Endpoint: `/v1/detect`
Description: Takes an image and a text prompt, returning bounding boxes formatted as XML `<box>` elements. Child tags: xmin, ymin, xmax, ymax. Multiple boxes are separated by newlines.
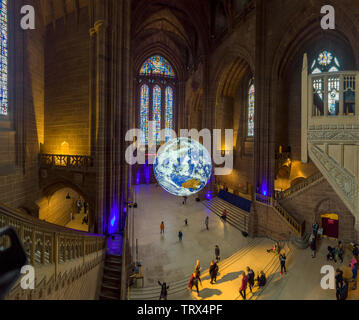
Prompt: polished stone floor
<box><xmin>132</xmin><ymin>184</ymin><xmax>359</xmax><ymax>300</ymax></box>
<box><xmin>133</xmin><ymin>184</ymin><xmax>252</xmax><ymax>287</ymax></box>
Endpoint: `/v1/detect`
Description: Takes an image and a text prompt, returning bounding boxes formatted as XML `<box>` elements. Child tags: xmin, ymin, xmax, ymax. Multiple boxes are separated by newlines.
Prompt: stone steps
<box><xmin>99</xmin><ymin>253</ymin><xmax>123</xmax><ymax>300</ymax></box>
<box><xmin>201</xmin><ymin>198</ymin><xmax>249</xmax><ymax>233</ymax></box>
<box><xmin>248</xmin><ymin>242</ymin><xmax>294</xmax><ymax>300</ymax></box>
<box><xmin>129</xmin><ymin>238</ymin><xmax>264</xmax><ymax>300</ymax></box>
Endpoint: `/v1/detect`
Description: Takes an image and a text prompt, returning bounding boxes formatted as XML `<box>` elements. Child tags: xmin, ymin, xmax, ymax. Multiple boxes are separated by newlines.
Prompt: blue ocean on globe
<box><xmin>154</xmin><ymin>137</ymin><xmax>213</xmax><ymax>197</ymax></box>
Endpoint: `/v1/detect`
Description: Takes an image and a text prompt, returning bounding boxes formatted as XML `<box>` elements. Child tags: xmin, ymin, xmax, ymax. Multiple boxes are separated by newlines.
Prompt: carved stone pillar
<box><xmin>93</xmin><ymin>19</ymin><xmax>107</xmax><ymax>234</ymax></box>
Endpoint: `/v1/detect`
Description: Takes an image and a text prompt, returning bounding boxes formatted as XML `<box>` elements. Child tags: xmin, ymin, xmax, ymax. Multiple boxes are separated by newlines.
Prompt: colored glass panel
<box><xmin>153</xmin><ymin>85</ymin><xmax>161</xmax><ymax>145</ymax></box>
<box><xmin>311</xmin><ymin>50</ymin><xmax>341</xmax><ymax>74</ymax></box>
<box><xmin>140</xmin><ymin>85</ymin><xmax>149</xmax><ymax>144</ymax></box>
<box><xmin>140</xmin><ymin>55</ymin><xmax>175</xmax><ymax>77</ymax></box>
<box><xmin>248</xmin><ymin>83</ymin><xmax>255</xmax><ymax>137</ymax></box>
<box><xmin>0</xmin><ymin>0</ymin><xmax>8</xmax><ymax>116</ymax></box>
<box><xmin>165</xmin><ymin>87</ymin><xmax>173</xmax><ymax>142</ymax></box>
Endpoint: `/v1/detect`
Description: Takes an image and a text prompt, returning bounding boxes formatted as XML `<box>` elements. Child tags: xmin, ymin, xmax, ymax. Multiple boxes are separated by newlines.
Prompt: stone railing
<box><xmin>276</xmin><ymin>172</ymin><xmax>324</xmax><ymax>200</ymax></box>
<box><xmin>255</xmin><ymin>193</ymin><xmax>272</xmax><ymax>206</ymax></box>
<box><xmin>40</xmin><ymin>154</ymin><xmax>94</xmax><ymax>170</ymax></box>
<box><xmin>255</xmin><ymin>194</ymin><xmax>303</xmax><ymax>236</ymax></box>
<box><xmin>0</xmin><ymin>203</ymin><xmax>106</xmax><ymax>300</ymax></box>
<box><xmin>272</xmin><ymin>201</ymin><xmax>304</xmax><ymax>237</ymax></box>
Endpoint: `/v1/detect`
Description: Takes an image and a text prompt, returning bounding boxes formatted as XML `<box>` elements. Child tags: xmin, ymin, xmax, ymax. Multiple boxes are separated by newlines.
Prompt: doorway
<box><xmin>321</xmin><ymin>213</ymin><xmax>339</xmax><ymax>239</ymax></box>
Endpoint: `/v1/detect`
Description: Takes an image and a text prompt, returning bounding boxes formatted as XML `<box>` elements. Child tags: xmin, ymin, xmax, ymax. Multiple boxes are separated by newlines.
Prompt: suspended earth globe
<box><xmin>154</xmin><ymin>137</ymin><xmax>213</xmax><ymax>197</ymax></box>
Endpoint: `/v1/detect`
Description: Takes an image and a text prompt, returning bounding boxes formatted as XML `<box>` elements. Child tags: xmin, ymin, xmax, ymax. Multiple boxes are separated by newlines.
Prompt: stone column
<box><xmin>94</xmin><ymin>19</ymin><xmax>107</xmax><ymax>234</ymax></box>
<box><xmin>254</xmin><ymin>0</ymin><xmax>275</xmax><ymax>199</ymax></box>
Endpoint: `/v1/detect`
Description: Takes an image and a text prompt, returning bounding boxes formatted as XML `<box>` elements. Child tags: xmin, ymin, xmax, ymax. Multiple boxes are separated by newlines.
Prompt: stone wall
<box><xmin>280</xmin><ymin>179</ymin><xmax>357</xmax><ymax>243</ymax></box>
<box><xmin>0</xmin><ymin>0</ymin><xmax>45</xmax><ymax>208</ymax></box>
<box><xmin>43</xmin><ymin>9</ymin><xmax>90</xmax><ymax>156</ymax></box>
<box><xmin>253</xmin><ymin>204</ymin><xmax>297</xmax><ymax>241</ymax></box>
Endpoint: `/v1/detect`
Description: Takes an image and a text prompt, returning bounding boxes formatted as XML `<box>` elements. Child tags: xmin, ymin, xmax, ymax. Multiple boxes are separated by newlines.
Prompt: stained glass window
<box><xmin>138</xmin><ymin>55</ymin><xmax>175</xmax><ymax>146</ymax></box>
<box><xmin>165</xmin><ymin>87</ymin><xmax>173</xmax><ymax>142</ymax></box>
<box><xmin>140</xmin><ymin>55</ymin><xmax>175</xmax><ymax>78</ymax></box>
<box><xmin>311</xmin><ymin>50</ymin><xmax>341</xmax><ymax>74</ymax></box>
<box><xmin>140</xmin><ymin>85</ymin><xmax>149</xmax><ymax>145</ymax></box>
<box><xmin>153</xmin><ymin>85</ymin><xmax>161</xmax><ymax>145</ymax></box>
<box><xmin>0</xmin><ymin>0</ymin><xmax>8</xmax><ymax>116</ymax></box>
<box><xmin>248</xmin><ymin>81</ymin><xmax>255</xmax><ymax>137</ymax></box>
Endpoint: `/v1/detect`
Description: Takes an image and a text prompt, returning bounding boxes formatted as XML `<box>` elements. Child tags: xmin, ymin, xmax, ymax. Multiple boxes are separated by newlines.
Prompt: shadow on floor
<box><xmin>215</xmin><ymin>271</ymin><xmax>243</xmax><ymax>284</ymax></box>
<box><xmin>198</xmin><ymin>288</ymin><xmax>222</xmax><ymax>299</ymax></box>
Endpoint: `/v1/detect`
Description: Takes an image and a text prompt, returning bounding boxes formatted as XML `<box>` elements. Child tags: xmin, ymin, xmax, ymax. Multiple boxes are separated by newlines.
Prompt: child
<box><xmin>178</xmin><ymin>231</ymin><xmax>183</xmax><ymax>242</ymax></box>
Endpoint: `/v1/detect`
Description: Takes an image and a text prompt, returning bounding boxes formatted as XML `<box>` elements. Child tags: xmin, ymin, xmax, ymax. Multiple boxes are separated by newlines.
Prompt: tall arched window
<box><xmin>0</xmin><ymin>0</ymin><xmax>8</xmax><ymax>116</ymax></box>
<box><xmin>248</xmin><ymin>79</ymin><xmax>255</xmax><ymax>137</ymax></box>
<box><xmin>138</xmin><ymin>55</ymin><xmax>176</xmax><ymax>145</ymax></box>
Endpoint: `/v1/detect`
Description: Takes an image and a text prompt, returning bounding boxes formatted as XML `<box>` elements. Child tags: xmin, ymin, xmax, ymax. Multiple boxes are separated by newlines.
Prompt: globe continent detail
<box><xmin>154</xmin><ymin>138</ymin><xmax>213</xmax><ymax>197</ymax></box>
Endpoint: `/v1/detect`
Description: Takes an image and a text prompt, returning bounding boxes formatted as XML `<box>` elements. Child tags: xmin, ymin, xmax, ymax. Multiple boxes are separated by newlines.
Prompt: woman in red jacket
<box><xmin>239</xmin><ymin>272</ymin><xmax>249</xmax><ymax>300</ymax></box>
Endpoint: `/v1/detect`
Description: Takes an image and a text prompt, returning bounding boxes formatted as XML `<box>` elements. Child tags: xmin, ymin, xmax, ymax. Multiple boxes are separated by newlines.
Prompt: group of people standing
<box><xmin>334</xmin><ymin>244</ymin><xmax>359</xmax><ymax>300</ymax></box>
<box><xmin>188</xmin><ymin>248</ymin><xmax>221</xmax><ymax>295</ymax></box>
<box><xmin>239</xmin><ymin>267</ymin><xmax>267</xmax><ymax>300</ymax></box>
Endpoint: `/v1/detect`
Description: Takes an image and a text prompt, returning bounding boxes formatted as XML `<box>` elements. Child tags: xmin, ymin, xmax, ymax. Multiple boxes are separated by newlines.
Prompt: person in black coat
<box><xmin>247</xmin><ymin>267</ymin><xmax>255</xmax><ymax>293</ymax></box>
<box><xmin>335</xmin><ymin>269</ymin><xmax>344</xmax><ymax>301</ymax></box>
<box><xmin>209</xmin><ymin>260</ymin><xmax>219</xmax><ymax>284</ymax></box>
<box><xmin>257</xmin><ymin>271</ymin><xmax>267</xmax><ymax>288</ymax></box>
<box><xmin>340</xmin><ymin>280</ymin><xmax>349</xmax><ymax>300</ymax></box>
<box><xmin>158</xmin><ymin>281</ymin><xmax>169</xmax><ymax>300</ymax></box>
<box><xmin>215</xmin><ymin>245</ymin><xmax>220</xmax><ymax>262</ymax></box>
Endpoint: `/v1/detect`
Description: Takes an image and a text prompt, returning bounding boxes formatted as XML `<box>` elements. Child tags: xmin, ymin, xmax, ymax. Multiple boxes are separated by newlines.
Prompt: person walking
<box><xmin>221</xmin><ymin>210</ymin><xmax>227</xmax><ymax>222</ymax></box>
<box><xmin>312</xmin><ymin>221</ymin><xmax>319</xmax><ymax>238</ymax></box>
<box><xmin>353</xmin><ymin>244</ymin><xmax>359</xmax><ymax>259</ymax></box>
<box><xmin>350</xmin><ymin>255</ymin><xmax>358</xmax><ymax>270</ymax></box>
<box><xmin>337</xmin><ymin>241</ymin><xmax>344</xmax><ymax>264</ymax></box>
<box><xmin>183</xmin><ymin>196</ymin><xmax>187</xmax><ymax>205</ymax></box>
<box><xmin>184</xmin><ymin>219</ymin><xmax>188</xmax><ymax>226</ymax></box>
<box><xmin>205</xmin><ymin>216</ymin><xmax>209</xmax><ymax>230</ymax></box>
<box><xmin>215</xmin><ymin>245</ymin><xmax>220</xmax><ymax>262</ymax></box>
<box><xmin>158</xmin><ymin>281</ymin><xmax>169</xmax><ymax>300</ymax></box>
<box><xmin>309</xmin><ymin>233</ymin><xmax>317</xmax><ymax>258</ymax></box>
<box><xmin>247</xmin><ymin>267</ymin><xmax>255</xmax><ymax>293</ymax></box>
<box><xmin>335</xmin><ymin>268</ymin><xmax>344</xmax><ymax>300</ymax></box>
<box><xmin>188</xmin><ymin>271</ymin><xmax>202</xmax><ymax>294</ymax></box>
<box><xmin>209</xmin><ymin>260</ymin><xmax>219</xmax><ymax>284</ymax></box>
<box><xmin>83</xmin><ymin>201</ymin><xmax>88</xmax><ymax>214</ymax></box>
<box><xmin>178</xmin><ymin>231</ymin><xmax>183</xmax><ymax>242</ymax></box>
<box><xmin>279</xmin><ymin>253</ymin><xmax>287</xmax><ymax>275</ymax></box>
<box><xmin>194</xmin><ymin>260</ymin><xmax>201</xmax><ymax>276</ymax></box>
<box><xmin>239</xmin><ymin>272</ymin><xmax>249</xmax><ymax>300</ymax></box>
<box><xmin>340</xmin><ymin>280</ymin><xmax>349</xmax><ymax>300</ymax></box>
<box><xmin>352</xmin><ymin>263</ymin><xmax>358</xmax><ymax>290</ymax></box>
<box><xmin>160</xmin><ymin>221</ymin><xmax>165</xmax><ymax>234</ymax></box>
<box><xmin>77</xmin><ymin>199</ymin><xmax>83</xmax><ymax>214</ymax></box>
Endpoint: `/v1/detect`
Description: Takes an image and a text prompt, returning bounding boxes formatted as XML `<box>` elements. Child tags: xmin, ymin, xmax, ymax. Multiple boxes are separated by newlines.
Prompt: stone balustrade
<box><xmin>0</xmin><ymin>203</ymin><xmax>106</xmax><ymax>300</ymax></box>
<box><xmin>40</xmin><ymin>154</ymin><xmax>94</xmax><ymax>170</ymax></box>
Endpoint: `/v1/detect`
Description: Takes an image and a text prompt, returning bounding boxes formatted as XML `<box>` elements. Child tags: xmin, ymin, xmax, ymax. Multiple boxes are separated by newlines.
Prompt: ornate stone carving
<box><xmin>309</xmin><ymin>145</ymin><xmax>358</xmax><ymax>213</ymax></box>
<box><xmin>308</xmin><ymin>129</ymin><xmax>359</xmax><ymax>142</ymax></box>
